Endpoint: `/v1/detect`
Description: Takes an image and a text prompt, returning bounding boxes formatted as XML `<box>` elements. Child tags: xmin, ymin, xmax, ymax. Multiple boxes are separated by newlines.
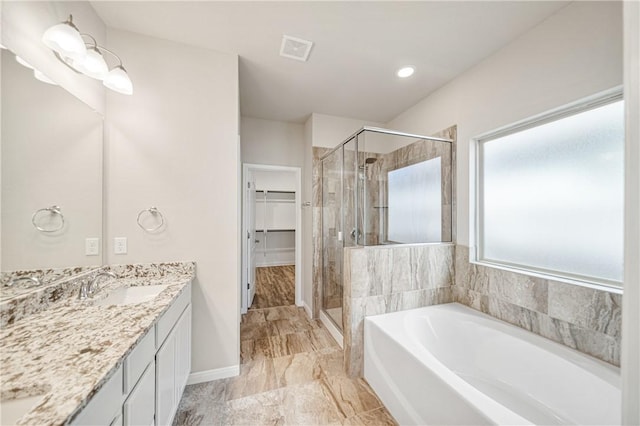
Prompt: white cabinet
<box><xmin>71</xmin><ymin>365</ymin><xmax>123</xmax><ymax>426</ymax></box>
<box><xmin>123</xmin><ymin>361</ymin><xmax>155</xmax><ymax>426</ymax></box>
<box><xmin>71</xmin><ymin>283</ymin><xmax>192</xmax><ymax>426</ymax></box>
<box><xmin>155</xmin><ymin>303</ymin><xmax>191</xmax><ymax>426</ymax></box>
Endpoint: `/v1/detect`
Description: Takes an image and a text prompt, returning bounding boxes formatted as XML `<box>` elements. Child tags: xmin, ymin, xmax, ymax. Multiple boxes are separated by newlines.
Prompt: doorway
<box><xmin>241</xmin><ymin>164</ymin><xmax>302</xmax><ymax>314</ymax></box>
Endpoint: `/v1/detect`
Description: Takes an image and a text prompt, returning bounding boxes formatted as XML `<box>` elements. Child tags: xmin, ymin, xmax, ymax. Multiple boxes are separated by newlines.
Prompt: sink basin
<box><xmin>95</xmin><ymin>285</ymin><xmax>169</xmax><ymax>306</ymax></box>
<box><xmin>1</xmin><ymin>394</ymin><xmax>45</xmax><ymax>425</ymax></box>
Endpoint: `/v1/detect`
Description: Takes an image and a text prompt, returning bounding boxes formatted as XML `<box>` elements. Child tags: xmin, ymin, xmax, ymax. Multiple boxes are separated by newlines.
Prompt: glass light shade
<box><xmin>42</xmin><ymin>21</ymin><xmax>86</xmax><ymax>60</ymax></box>
<box><xmin>103</xmin><ymin>66</ymin><xmax>133</xmax><ymax>95</ymax></box>
<box><xmin>33</xmin><ymin>69</ymin><xmax>57</xmax><ymax>85</ymax></box>
<box><xmin>74</xmin><ymin>47</ymin><xmax>108</xmax><ymax>80</ymax></box>
<box><xmin>15</xmin><ymin>55</ymin><xmax>34</xmax><ymax>69</ymax></box>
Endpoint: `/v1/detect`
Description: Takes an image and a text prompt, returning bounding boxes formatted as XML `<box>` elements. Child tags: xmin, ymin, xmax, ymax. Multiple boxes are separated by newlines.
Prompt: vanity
<box><xmin>0</xmin><ymin>262</ymin><xmax>194</xmax><ymax>426</ymax></box>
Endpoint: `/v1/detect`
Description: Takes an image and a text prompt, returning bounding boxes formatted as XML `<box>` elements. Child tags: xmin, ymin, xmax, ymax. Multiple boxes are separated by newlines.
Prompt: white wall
<box><xmin>1</xmin><ymin>1</ymin><xmax>106</xmax><ymax>114</ymax></box>
<box><xmin>241</xmin><ymin>116</ymin><xmax>304</xmax><ymax>167</ymax></box>
<box><xmin>622</xmin><ymin>2</ymin><xmax>640</xmax><ymax>423</ymax></box>
<box><xmin>104</xmin><ymin>29</ymin><xmax>240</xmax><ymax>375</ymax></box>
<box><xmin>310</xmin><ymin>113</ymin><xmax>382</xmax><ymax>148</ymax></box>
<box><xmin>1</xmin><ymin>49</ymin><xmax>102</xmax><ymax>270</ymax></box>
<box><xmin>386</xmin><ymin>1</ymin><xmax>622</xmax><ymax>246</ymax></box>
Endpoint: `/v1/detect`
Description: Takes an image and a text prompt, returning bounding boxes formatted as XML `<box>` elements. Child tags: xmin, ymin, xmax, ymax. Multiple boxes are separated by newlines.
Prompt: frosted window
<box><xmin>479</xmin><ymin>99</ymin><xmax>624</xmax><ymax>284</ymax></box>
<box><xmin>388</xmin><ymin>158</ymin><xmax>442</xmax><ymax>243</ymax></box>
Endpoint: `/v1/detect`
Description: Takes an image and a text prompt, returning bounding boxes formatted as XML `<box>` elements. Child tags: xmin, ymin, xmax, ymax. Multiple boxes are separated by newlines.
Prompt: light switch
<box><xmin>338</xmin><ymin>231</ymin><xmax>343</xmax><ymax>241</ymax></box>
<box><xmin>114</xmin><ymin>237</ymin><xmax>127</xmax><ymax>254</ymax></box>
<box><xmin>85</xmin><ymin>238</ymin><xmax>100</xmax><ymax>256</ymax></box>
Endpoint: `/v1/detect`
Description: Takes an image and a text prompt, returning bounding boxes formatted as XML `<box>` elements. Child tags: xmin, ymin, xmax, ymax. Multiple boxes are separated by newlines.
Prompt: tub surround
<box><xmin>343</xmin><ymin>243</ymin><xmax>455</xmax><ymax>376</ymax></box>
<box><xmin>454</xmin><ymin>245</ymin><xmax>622</xmax><ymax>365</ymax></box>
<box><xmin>0</xmin><ymin>261</ymin><xmax>195</xmax><ymax>425</ymax></box>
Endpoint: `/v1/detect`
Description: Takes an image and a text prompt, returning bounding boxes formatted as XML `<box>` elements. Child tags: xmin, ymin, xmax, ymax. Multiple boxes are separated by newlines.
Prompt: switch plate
<box><xmin>114</xmin><ymin>237</ymin><xmax>127</xmax><ymax>255</ymax></box>
<box><xmin>338</xmin><ymin>231</ymin><xmax>343</xmax><ymax>241</ymax></box>
<box><xmin>85</xmin><ymin>238</ymin><xmax>100</xmax><ymax>256</ymax></box>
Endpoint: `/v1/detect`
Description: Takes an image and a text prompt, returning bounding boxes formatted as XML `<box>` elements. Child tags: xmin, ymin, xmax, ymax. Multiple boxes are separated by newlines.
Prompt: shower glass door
<box><xmin>321</xmin><ymin>145</ymin><xmax>344</xmax><ymax>330</ymax></box>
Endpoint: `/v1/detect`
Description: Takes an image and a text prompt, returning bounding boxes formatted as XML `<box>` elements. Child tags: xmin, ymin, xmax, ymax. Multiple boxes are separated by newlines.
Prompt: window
<box><xmin>388</xmin><ymin>157</ymin><xmax>442</xmax><ymax>243</ymax></box>
<box><xmin>476</xmin><ymin>94</ymin><xmax>624</xmax><ymax>287</ymax></box>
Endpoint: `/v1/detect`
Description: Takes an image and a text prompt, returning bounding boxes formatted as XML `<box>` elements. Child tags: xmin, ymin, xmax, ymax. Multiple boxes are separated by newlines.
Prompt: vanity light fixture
<box><xmin>42</xmin><ymin>15</ymin><xmax>133</xmax><ymax>95</ymax></box>
<box><xmin>41</xmin><ymin>15</ymin><xmax>86</xmax><ymax>61</ymax></box>
<box><xmin>397</xmin><ymin>66</ymin><xmax>415</xmax><ymax>78</ymax></box>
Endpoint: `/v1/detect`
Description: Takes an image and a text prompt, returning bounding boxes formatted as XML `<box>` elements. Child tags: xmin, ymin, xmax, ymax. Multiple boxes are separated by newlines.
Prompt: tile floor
<box><xmin>173</xmin><ymin>305</ymin><xmax>397</xmax><ymax>425</ymax></box>
<box><xmin>250</xmin><ymin>265</ymin><xmax>295</xmax><ymax>310</ymax></box>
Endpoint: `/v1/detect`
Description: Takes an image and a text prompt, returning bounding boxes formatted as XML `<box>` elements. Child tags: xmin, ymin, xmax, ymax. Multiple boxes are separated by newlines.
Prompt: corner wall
<box><xmin>104</xmin><ymin>29</ymin><xmax>240</xmax><ymax>376</ymax></box>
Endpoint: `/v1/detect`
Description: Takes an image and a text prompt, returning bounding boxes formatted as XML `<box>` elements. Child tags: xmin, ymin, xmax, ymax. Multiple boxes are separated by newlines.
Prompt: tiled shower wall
<box><xmin>454</xmin><ymin>245</ymin><xmax>622</xmax><ymax>366</ymax></box>
<box><xmin>342</xmin><ymin>244</ymin><xmax>622</xmax><ymax>377</ymax></box>
<box><xmin>343</xmin><ymin>243</ymin><xmax>455</xmax><ymax>376</ymax></box>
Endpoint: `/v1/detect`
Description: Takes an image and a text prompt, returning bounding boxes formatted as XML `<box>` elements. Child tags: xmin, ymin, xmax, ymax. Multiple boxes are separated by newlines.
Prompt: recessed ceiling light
<box><xmin>397</xmin><ymin>66</ymin><xmax>415</xmax><ymax>78</ymax></box>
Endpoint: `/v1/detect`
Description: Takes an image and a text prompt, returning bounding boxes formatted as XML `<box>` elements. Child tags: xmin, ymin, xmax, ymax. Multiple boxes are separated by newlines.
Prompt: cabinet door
<box><xmin>123</xmin><ymin>361</ymin><xmax>155</xmax><ymax>426</ymax></box>
<box><xmin>175</xmin><ymin>305</ymin><xmax>192</xmax><ymax>401</ymax></box>
<box><xmin>155</xmin><ymin>334</ymin><xmax>175</xmax><ymax>426</ymax></box>
<box><xmin>71</xmin><ymin>365</ymin><xmax>123</xmax><ymax>426</ymax></box>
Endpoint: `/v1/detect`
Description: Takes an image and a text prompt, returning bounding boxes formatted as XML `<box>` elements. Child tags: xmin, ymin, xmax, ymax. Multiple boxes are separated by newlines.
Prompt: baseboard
<box><xmin>302</xmin><ymin>301</ymin><xmax>313</xmax><ymax>319</ymax></box>
<box><xmin>319</xmin><ymin>310</ymin><xmax>343</xmax><ymax>349</ymax></box>
<box><xmin>187</xmin><ymin>365</ymin><xmax>240</xmax><ymax>385</ymax></box>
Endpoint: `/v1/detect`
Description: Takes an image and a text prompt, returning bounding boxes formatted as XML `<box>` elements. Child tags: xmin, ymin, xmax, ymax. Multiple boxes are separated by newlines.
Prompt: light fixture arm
<box><xmin>79</xmin><ymin>34</ymin><xmax>124</xmax><ymax>69</ymax></box>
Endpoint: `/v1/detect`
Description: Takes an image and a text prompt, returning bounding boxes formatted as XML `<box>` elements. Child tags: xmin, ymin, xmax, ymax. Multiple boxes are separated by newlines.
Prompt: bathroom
<box><xmin>0</xmin><ymin>1</ymin><xmax>639</xmax><ymax>425</ymax></box>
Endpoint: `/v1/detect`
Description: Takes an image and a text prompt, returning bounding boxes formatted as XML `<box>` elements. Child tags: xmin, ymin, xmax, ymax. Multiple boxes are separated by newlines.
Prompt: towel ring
<box><xmin>31</xmin><ymin>205</ymin><xmax>65</xmax><ymax>233</ymax></box>
<box><xmin>137</xmin><ymin>207</ymin><xmax>165</xmax><ymax>232</ymax></box>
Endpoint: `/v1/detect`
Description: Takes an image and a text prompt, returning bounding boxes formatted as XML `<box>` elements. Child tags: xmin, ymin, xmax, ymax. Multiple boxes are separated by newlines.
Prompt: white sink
<box><xmin>1</xmin><ymin>394</ymin><xmax>45</xmax><ymax>425</ymax></box>
<box><xmin>95</xmin><ymin>285</ymin><xmax>169</xmax><ymax>306</ymax></box>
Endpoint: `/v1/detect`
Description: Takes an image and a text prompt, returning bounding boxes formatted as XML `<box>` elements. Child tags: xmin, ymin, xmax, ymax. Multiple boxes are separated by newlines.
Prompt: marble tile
<box><xmin>548</xmin><ymin>281</ymin><xmax>622</xmax><ymax>338</ymax></box>
<box><xmin>489</xmin><ymin>269</ymin><xmax>548</xmax><ymax>314</ymax></box>
<box><xmin>272</xmin><ymin>351</ymin><xmax>323</xmax><ymax>387</ymax></box>
<box><xmin>241</xmin><ymin>309</ymin><xmax>266</xmax><ymax>325</ymax></box>
<box><xmin>240</xmin><ymin>321</ymin><xmax>276</xmax><ymax>341</ymax></box>
<box><xmin>389</xmin><ymin>248</ymin><xmax>412</xmax><ymax>293</ymax></box>
<box><xmin>343</xmin><ymin>407</ymin><xmax>398</xmax><ymax>426</ymax></box>
<box><xmin>224</xmin><ymin>388</ymin><xmax>285</xmax><ymax>426</ymax></box>
<box><xmin>318</xmin><ymin>348</ymin><xmax>345</xmax><ymax>378</ymax></box>
<box><xmin>173</xmin><ymin>380</ymin><xmax>228</xmax><ymax>426</ymax></box>
<box><xmin>225</xmin><ymin>359</ymin><xmax>278</xmax><ymax>401</ymax></box>
<box><xmin>250</xmin><ymin>266</ymin><xmax>295</xmax><ymax>310</ymax></box>
<box><xmin>323</xmin><ymin>376</ymin><xmax>383</xmax><ymax>418</ymax></box>
<box><xmin>281</xmin><ymin>381</ymin><xmax>346</xmax><ymax>425</ymax></box>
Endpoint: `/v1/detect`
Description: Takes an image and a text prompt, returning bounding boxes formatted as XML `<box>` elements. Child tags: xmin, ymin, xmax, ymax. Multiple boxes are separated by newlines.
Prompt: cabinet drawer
<box><xmin>156</xmin><ymin>282</ymin><xmax>191</xmax><ymax>348</ymax></box>
<box><xmin>71</xmin><ymin>365</ymin><xmax>123</xmax><ymax>426</ymax></box>
<box><xmin>124</xmin><ymin>329</ymin><xmax>155</xmax><ymax>394</ymax></box>
<box><xmin>123</xmin><ymin>361</ymin><xmax>155</xmax><ymax>426</ymax></box>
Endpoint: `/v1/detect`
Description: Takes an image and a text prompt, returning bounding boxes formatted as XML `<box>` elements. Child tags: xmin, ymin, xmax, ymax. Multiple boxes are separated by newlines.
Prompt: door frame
<box><xmin>241</xmin><ymin>163</ymin><xmax>302</xmax><ymax>314</ymax></box>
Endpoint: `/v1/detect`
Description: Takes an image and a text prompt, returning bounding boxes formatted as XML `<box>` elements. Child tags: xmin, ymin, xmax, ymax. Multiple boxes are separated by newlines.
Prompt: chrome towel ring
<box><xmin>31</xmin><ymin>205</ymin><xmax>65</xmax><ymax>233</ymax></box>
<box><xmin>137</xmin><ymin>207</ymin><xmax>165</xmax><ymax>232</ymax></box>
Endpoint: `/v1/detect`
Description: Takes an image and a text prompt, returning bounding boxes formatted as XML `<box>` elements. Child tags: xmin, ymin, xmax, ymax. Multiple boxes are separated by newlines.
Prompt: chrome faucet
<box><xmin>6</xmin><ymin>276</ymin><xmax>41</xmax><ymax>287</ymax></box>
<box><xmin>79</xmin><ymin>271</ymin><xmax>117</xmax><ymax>300</ymax></box>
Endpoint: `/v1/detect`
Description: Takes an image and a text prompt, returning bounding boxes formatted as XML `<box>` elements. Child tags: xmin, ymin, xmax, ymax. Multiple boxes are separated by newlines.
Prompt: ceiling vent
<box><xmin>280</xmin><ymin>35</ymin><xmax>313</xmax><ymax>62</ymax></box>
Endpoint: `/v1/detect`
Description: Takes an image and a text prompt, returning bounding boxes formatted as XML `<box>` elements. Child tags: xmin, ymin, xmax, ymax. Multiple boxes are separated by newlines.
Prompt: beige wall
<box><xmin>386</xmin><ymin>1</ymin><xmax>623</xmax><ymax>247</ymax></box>
<box><xmin>1</xmin><ymin>1</ymin><xmax>106</xmax><ymax>114</ymax></box>
<box><xmin>104</xmin><ymin>29</ymin><xmax>240</xmax><ymax>374</ymax></box>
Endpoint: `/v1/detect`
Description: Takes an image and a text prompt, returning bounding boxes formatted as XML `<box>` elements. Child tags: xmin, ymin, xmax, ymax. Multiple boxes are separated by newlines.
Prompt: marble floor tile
<box><xmin>250</xmin><ymin>266</ymin><xmax>295</xmax><ymax>310</ymax></box>
<box><xmin>280</xmin><ymin>380</ymin><xmax>346</xmax><ymax>425</ymax></box>
<box><xmin>223</xmin><ymin>388</ymin><xmax>285</xmax><ymax>426</ymax></box>
<box><xmin>225</xmin><ymin>359</ymin><xmax>278</xmax><ymax>401</ymax></box>
<box><xmin>272</xmin><ymin>351</ymin><xmax>323</xmax><ymax>387</ymax></box>
<box><xmin>175</xmin><ymin>304</ymin><xmax>396</xmax><ymax>426</ymax></box>
<box><xmin>342</xmin><ymin>407</ymin><xmax>398</xmax><ymax>426</ymax></box>
<box><xmin>323</xmin><ymin>376</ymin><xmax>383</xmax><ymax>418</ymax></box>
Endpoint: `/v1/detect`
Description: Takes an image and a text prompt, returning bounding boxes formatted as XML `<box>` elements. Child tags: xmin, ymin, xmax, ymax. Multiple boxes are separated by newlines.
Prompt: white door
<box><xmin>247</xmin><ymin>179</ymin><xmax>257</xmax><ymax>307</ymax></box>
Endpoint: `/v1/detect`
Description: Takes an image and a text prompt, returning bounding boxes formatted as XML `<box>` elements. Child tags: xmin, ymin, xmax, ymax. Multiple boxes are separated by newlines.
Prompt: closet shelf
<box><xmin>255</xmin><ymin>190</ymin><xmax>295</xmax><ymax>194</ymax></box>
<box><xmin>256</xmin><ymin>229</ymin><xmax>295</xmax><ymax>232</ymax></box>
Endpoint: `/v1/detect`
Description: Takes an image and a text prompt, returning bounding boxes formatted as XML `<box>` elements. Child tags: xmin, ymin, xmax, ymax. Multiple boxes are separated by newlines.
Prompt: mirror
<box><xmin>1</xmin><ymin>48</ymin><xmax>103</xmax><ymax>300</ymax></box>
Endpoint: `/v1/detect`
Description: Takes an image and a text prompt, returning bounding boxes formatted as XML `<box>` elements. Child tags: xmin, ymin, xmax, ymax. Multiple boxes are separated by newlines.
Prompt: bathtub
<box><xmin>363</xmin><ymin>303</ymin><xmax>620</xmax><ymax>425</ymax></box>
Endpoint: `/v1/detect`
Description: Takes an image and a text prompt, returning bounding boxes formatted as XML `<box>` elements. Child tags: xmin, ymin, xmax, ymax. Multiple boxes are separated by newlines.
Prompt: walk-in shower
<box><xmin>320</xmin><ymin>127</ymin><xmax>454</xmax><ymax>331</ymax></box>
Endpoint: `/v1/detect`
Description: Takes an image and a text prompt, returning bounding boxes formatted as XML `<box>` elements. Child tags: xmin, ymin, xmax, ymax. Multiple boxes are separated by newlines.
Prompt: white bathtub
<box><xmin>364</xmin><ymin>303</ymin><xmax>620</xmax><ymax>425</ymax></box>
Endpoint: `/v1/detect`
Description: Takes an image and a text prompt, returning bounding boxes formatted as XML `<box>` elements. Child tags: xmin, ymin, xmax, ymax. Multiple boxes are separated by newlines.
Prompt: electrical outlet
<box><xmin>114</xmin><ymin>237</ymin><xmax>127</xmax><ymax>255</ymax></box>
<box><xmin>85</xmin><ymin>238</ymin><xmax>100</xmax><ymax>256</ymax></box>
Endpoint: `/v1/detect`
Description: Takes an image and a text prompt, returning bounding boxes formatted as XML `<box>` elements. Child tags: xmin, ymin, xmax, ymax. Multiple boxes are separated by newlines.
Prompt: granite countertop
<box><xmin>0</xmin><ymin>262</ymin><xmax>195</xmax><ymax>426</ymax></box>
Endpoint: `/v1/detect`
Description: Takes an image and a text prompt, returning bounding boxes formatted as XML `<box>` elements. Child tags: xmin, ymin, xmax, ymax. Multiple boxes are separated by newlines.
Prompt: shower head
<box><xmin>365</xmin><ymin>157</ymin><xmax>377</xmax><ymax>164</ymax></box>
